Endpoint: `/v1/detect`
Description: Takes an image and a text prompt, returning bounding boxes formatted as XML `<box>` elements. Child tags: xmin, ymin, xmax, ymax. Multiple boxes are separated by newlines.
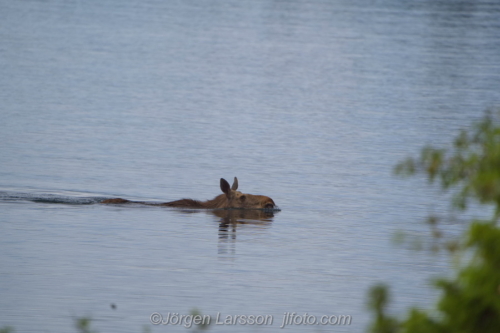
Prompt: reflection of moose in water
<box><xmin>101</xmin><ymin>177</ymin><xmax>277</xmax><ymax>210</ymax></box>
<box><xmin>166</xmin><ymin>209</ymin><xmax>277</xmax><ymax>257</ymax></box>
<box><xmin>211</xmin><ymin>208</ymin><xmax>276</xmax><ymax>257</ymax></box>
<box><xmin>211</xmin><ymin>208</ymin><xmax>275</xmax><ymax>224</ymax></box>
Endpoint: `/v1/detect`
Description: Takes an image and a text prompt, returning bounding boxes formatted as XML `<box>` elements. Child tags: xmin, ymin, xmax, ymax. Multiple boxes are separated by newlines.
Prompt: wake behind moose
<box><xmin>101</xmin><ymin>177</ymin><xmax>277</xmax><ymax>210</ymax></box>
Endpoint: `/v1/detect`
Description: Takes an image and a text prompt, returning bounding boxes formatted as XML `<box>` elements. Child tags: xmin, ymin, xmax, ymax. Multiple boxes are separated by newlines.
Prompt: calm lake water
<box><xmin>1</xmin><ymin>0</ymin><xmax>500</xmax><ymax>332</ymax></box>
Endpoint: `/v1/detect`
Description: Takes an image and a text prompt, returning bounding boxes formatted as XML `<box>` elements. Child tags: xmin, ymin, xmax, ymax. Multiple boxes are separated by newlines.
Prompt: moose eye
<box><xmin>239</xmin><ymin>195</ymin><xmax>246</xmax><ymax>202</ymax></box>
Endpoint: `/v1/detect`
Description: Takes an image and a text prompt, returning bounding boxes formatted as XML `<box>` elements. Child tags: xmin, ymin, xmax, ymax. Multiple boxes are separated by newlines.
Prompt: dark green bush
<box><xmin>368</xmin><ymin>110</ymin><xmax>500</xmax><ymax>333</ymax></box>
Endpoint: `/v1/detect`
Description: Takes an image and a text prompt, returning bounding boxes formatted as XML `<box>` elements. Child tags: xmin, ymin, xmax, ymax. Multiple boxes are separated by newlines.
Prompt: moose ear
<box><xmin>220</xmin><ymin>178</ymin><xmax>231</xmax><ymax>196</ymax></box>
<box><xmin>231</xmin><ymin>177</ymin><xmax>238</xmax><ymax>191</ymax></box>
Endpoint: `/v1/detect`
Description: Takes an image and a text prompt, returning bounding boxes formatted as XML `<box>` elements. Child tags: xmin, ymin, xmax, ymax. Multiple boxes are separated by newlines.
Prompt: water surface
<box><xmin>1</xmin><ymin>0</ymin><xmax>500</xmax><ymax>332</ymax></box>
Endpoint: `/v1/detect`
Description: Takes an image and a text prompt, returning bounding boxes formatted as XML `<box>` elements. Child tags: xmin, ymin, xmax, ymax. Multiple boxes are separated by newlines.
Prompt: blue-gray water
<box><xmin>1</xmin><ymin>0</ymin><xmax>500</xmax><ymax>332</ymax></box>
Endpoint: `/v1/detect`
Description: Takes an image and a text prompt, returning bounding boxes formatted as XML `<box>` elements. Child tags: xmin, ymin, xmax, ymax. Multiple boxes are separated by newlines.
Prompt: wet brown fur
<box><xmin>101</xmin><ymin>177</ymin><xmax>276</xmax><ymax>210</ymax></box>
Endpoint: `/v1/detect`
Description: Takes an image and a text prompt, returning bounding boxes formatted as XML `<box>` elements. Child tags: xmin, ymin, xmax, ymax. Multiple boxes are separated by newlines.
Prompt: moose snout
<box><xmin>262</xmin><ymin>198</ymin><xmax>276</xmax><ymax>209</ymax></box>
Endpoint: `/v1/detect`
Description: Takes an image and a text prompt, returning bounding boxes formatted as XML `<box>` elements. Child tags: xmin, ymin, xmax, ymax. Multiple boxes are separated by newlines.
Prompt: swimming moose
<box><xmin>101</xmin><ymin>177</ymin><xmax>277</xmax><ymax>210</ymax></box>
